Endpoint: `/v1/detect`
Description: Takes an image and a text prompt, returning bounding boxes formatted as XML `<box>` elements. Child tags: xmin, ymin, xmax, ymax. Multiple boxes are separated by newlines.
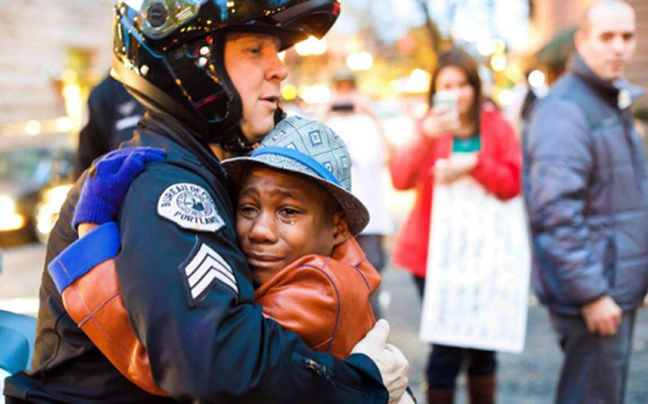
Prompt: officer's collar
<box><xmin>136</xmin><ymin>111</ymin><xmax>228</xmax><ymax>184</ymax></box>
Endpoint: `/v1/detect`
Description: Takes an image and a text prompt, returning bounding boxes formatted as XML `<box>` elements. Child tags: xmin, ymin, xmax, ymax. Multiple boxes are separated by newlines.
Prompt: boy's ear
<box><xmin>332</xmin><ymin>211</ymin><xmax>351</xmax><ymax>247</ymax></box>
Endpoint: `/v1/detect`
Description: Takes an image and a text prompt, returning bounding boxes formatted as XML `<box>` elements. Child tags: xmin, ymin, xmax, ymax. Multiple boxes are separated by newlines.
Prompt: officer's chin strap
<box><xmin>222</xmin><ymin>133</ymin><xmax>258</xmax><ymax>156</ymax></box>
<box><xmin>222</xmin><ymin>107</ymin><xmax>287</xmax><ymax>156</ymax></box>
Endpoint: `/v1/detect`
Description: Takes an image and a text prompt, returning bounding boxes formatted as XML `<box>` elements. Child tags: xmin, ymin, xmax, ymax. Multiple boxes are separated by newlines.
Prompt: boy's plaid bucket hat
<box><xmin>222</xmin><ymin>115</ymin><xmax>369</xmax><ymax>235</ymax></box>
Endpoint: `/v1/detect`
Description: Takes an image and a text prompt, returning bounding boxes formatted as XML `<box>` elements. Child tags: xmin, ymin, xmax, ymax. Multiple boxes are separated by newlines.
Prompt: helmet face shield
<box><xmin>124</xmin><ymin>0</ymin><xmax>339</xmax><ymax>49</ymax></box>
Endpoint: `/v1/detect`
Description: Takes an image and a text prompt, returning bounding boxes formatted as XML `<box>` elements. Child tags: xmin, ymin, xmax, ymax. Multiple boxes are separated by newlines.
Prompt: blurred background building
<box><xmin>0</xmin><ymin>0</ymin><xmax>114</xmax><ymax>139</ymax></box>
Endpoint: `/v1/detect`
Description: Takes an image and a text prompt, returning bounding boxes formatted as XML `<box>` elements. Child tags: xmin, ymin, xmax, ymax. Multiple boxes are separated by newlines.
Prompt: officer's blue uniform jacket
<box><xmin>4</xmin><ymin>113</ymin><xmax>388</xmax><ymax>403</ymax></box>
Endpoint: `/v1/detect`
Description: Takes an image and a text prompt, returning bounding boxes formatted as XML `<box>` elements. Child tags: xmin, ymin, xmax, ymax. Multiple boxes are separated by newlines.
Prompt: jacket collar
<box><xmin>134</xmin><ymin>111</ymin><xmax>228</xmax><ymax>184</ymax></box>
<box><xmin>331</xmin><ymin>237</ymin><xmax>366</xmax><ymax>268</ymax></box>
<box><xmin>569</xmin><ymin>52</ymin><xmax>644</xmax><ymax>109</ymax></box>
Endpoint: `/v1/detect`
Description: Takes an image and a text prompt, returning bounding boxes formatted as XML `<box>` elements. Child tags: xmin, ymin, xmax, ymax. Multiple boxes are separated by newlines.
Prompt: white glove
<box><xmin>351</xmin><ymin>319</ymin><xmax>410</xmax><ymax>404</ymax></box>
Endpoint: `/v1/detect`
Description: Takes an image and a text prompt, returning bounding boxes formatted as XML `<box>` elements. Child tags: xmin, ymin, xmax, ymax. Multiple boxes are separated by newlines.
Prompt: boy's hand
<box><xmin>351</xmin><ymin>320</ymin><xmax>410</xmax><ymax>404</ymax></box>
<box><xmin>73</xmin><ymin>147</ymin><xmax>165</xmax><ymax>229</ymax></box>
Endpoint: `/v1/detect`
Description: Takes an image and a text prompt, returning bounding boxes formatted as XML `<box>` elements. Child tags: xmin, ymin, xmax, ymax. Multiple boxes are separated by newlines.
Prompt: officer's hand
<box><xmin>73</xmin><ymin>147</ymin><xmax>165</xmax><ymax>229</ymax></box>
<box><xmin>581</xmin><ymin>295</ymin><xmax>622</xmax><ymax>336</ymax></box>
<box><xmin>351</xmin><ymin>320</ymin><xmax>409</xmax><ymax>404</ymax></box>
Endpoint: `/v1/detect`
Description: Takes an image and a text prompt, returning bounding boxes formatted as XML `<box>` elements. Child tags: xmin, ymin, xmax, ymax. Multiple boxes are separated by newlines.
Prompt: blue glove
<box><xmin>73</xmin><ymin>147</ymin><xmax>166</xmax><ymax>229</ymax></box>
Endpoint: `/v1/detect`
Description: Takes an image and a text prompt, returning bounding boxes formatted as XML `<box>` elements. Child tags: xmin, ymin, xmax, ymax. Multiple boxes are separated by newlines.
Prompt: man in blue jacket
<box><xmin>523</xmin><ymin>1</ymin><xmax>647</xmax><ymax>403</ymax></box>
<box><xmin>3</xmin><ymin>1</ymin><xmax>409</xmax><ymax>403</ymax></box>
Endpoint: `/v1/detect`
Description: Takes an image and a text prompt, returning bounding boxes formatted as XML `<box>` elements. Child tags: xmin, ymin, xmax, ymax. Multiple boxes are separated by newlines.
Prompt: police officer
<box><xmin>4</xmin><ymin>1</ymin><xmax>410</xmax><ymax>403</ymax></box>
<box><xmin>72</xmin><ymin>74</ymin><xmax>145</xmax><ymax>179</ymax></box>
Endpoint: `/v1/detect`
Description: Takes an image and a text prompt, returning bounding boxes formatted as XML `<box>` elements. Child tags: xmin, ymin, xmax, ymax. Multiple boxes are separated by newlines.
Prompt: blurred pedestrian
<box><xmin>518</xmin><ymin>71</ymin><xmax>548</xmax><ymax>125</ymax></box>
<box><xmin>72</xmin><ymin>74</ymin><xmax>145</xmax><ymax>179</ymax></box>
<box><xmin>523</xmin><ymin>1</ymin><xmax>647</xmax><ymax>403</ymax></box>
<box><xmin>505</xmin><ymin>70</ymin><xmax>549</xmax><ymax>129</ymax></box>
<box><xmin>324</xmin><ymin>69</ymin><xmax>393</xmax><ymax>318</ymax></box>
<box><xmin>390</xmin><ymin>48</ymin><xmax>521</xmax><ymax>404</ymax></box>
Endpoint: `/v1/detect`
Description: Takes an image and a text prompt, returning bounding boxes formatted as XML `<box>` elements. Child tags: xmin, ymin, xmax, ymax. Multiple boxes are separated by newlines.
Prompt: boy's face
<box><xmin>236</xmin><ymin>166</ymin><xmax>346</xmax><ymax>286</ymax></box>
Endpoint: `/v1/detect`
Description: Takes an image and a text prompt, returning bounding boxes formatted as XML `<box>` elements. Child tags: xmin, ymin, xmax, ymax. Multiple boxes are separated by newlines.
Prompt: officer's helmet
<box><xmin>112</xmin><ymin>0</ymin><xmax>340</xmax><ymax>150</ymax></box>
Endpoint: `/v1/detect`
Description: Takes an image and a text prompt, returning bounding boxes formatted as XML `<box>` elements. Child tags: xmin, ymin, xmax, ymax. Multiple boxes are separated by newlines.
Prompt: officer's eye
<box><xmin>248</xmin><ymin>46</ymin><xmax>262</xmax><ymax>56</ymax></box>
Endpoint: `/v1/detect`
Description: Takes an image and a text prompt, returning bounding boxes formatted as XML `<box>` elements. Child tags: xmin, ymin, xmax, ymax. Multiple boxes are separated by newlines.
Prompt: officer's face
<box><xmin>236</xmin><ymin>166</ymin><xmax>348</xmax><ymax>286</ymax></box>
<box><xmin>225</xmin><ymin>33</ymin><xmax>288</xmax><ymax>145</ymax></box>
<box><xmin>575</xmin><ymin>2</ymin><xmax>636</xmax><ymax>81</ymax></box>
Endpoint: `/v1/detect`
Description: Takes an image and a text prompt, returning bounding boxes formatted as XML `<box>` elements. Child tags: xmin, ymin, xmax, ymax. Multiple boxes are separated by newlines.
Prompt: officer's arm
<box><xmin>116</xmin><ymin>167</ymin><xmax>388</xmax><ymax>403</ymax></box>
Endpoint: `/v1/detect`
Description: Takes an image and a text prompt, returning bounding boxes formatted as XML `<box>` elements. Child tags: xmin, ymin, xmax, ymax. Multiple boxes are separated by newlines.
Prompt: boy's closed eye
<box><xmin>237</xmin><ymin>204</ymin><xmax>258</xmax><ymax>219</ymax></box>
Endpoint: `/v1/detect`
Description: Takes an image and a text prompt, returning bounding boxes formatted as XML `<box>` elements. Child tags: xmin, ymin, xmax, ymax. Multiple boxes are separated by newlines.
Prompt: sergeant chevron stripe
<box><xmin>184</xmin><ymin>244</ymin><xmax>238</xmax><ymax>300</ymax></box>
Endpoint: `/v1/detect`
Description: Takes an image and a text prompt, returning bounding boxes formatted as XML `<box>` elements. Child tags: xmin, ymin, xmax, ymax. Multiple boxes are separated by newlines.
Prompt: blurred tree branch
<box><xmin>415</xmin><ymin>0</ymin><xmax>443</xmax><ymax>53</ymax></box>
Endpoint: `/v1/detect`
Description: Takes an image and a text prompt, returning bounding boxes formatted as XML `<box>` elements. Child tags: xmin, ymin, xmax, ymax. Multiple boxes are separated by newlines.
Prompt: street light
<box><xmin>346</xmin><ymin>51</ymin><xmax>373</xmax><ymax>71</ymax></box>
<box><xmin>56</xmin><ymin>117</ymin><xmax>72</xmax><ymax>133</ymax></box>
<box><xmin>408</xmin><ymin>69</ymin><xmax>431</xmax><ymax>93</ymax></box>
<box><xmin>528</xmin><ymin>70</ymin><xmax>546</xmax><ymax>88</ymax></box>
<box><xmin>477</xmin><ymin>38</ymin><xmax>496</xmax><ymax>57</ymax></box>
<box><xmin>299</xmin><ymin>85</ymin><xmax>331</xmax><ymax>104</ymax></box>
<box><xmin>25</xmin><ymin>120</ymin><xmax>41</xmax><ymax>136</ymax></box>
<box><xmin>281</xmin><ymin>83</ymin><xmax>298</xmax><ymax>101</ymax></box>
<box><xmin>294</xmin><ymin>36</ymin><xmax>327</xmax><ymax>56</ymax></box>
<box><xmin>490</xmin><ymin>54</ymin><xmax>507</xmax><ymax>72</ymax></box>
<box><xmin>498</xmin><ymin>89</ymin><xmax>515</xmax><ymax>106</ymax></box>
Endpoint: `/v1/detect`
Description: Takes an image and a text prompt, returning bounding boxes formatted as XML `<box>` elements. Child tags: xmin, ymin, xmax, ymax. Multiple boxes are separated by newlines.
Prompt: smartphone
<box><xmin>331</xmin><ymin>102</ymin><xmax>355</xmax><ymax>112</ymax></box>
<box><xmin>433</xmin><ymin>91</ymin><xmax>458</xmax><ymax>121</ymax></box>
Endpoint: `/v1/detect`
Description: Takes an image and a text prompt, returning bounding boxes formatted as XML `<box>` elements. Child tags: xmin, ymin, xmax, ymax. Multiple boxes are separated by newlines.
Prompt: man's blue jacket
<box><xmin>523</xmin><ymin>53</ymin><xmax>648</xmax><ymax>315</ymax></box>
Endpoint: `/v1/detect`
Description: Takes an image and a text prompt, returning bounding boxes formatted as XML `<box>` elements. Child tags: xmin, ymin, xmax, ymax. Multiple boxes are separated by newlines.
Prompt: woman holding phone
<box><xmin>389</xmin><ymin>48</ymin><xmax>521</xmax><ymax>404</ymax></box>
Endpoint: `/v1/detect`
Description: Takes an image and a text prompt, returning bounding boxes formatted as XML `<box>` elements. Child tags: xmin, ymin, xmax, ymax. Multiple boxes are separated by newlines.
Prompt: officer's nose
<box><xmin>266</xmin><ymin>52</ymin><xmax>288</xmax><ymax>83</ymax></box>
<box><xmin>248</xmin><ymin>212</ymin><xmax>278</xmax><ymax>244</ymax></box>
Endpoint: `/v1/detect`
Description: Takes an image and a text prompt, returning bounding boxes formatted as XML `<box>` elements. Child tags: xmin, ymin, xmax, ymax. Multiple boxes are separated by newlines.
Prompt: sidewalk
<box><xmin>380</xmin><ymin>264</ymin><xmax>648</xmax><ymax>403</ymax></box>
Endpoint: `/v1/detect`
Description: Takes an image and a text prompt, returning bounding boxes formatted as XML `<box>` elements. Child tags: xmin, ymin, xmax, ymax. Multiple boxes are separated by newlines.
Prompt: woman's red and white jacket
<box><xmin>389</xmin><ymin>103</ymin><xmax>522</xmax><ymax>278</ymax></box>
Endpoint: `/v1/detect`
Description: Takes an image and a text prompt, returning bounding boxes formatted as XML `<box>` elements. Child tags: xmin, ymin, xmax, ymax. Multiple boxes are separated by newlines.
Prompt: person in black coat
<box><xmin>72</xmin><ymin>74</ymin><xmax>145</xmax><ymax>179</ymax></box>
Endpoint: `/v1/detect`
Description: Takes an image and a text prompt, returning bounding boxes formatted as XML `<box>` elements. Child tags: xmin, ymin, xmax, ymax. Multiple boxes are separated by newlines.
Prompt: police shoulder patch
<box><xmin>158</xmin><ymin>183</ymin><xmax>224</xmax><ymax>232</ymax></box>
